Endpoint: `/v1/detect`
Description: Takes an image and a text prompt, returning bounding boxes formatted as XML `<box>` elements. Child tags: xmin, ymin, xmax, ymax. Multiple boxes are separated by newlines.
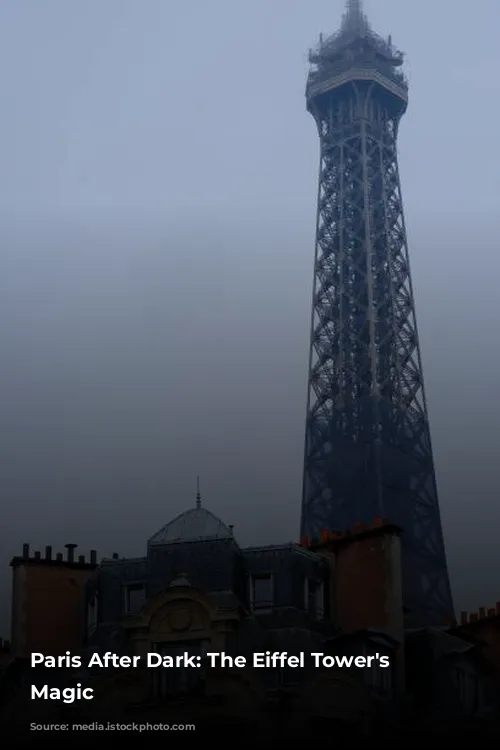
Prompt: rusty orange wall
<box><xmin>12</xmin><ymin>563</ymin><xmax>93</xmax><ymax>657</ymax></box>
<box><xmin>334</xmin><ymin>532</ymin><xmax>403</xmax><ymax>638</ymax></box>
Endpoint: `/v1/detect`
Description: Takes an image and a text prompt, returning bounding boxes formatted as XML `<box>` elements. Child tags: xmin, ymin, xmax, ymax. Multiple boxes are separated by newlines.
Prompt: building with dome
<box><xmin>2</xmin><ymin>492</ymin><xmax>499</xmax><ymax>737</ymax></box>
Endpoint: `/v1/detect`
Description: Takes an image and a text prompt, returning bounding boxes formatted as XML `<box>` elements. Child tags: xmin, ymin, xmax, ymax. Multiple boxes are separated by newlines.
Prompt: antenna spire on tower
<box><xmin>343</xmin><ymin>0</ymin><xmax>367</xmax><ymax>32</ymax></box>
<box><xmin>347</xmin><ymin>0</ymin><xmax>363</xmax><ymax>17</ymax></box>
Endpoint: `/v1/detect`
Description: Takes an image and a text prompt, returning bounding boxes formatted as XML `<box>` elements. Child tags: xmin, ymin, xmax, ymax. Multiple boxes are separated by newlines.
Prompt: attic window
<box><xmin>250</xmin><ymin>574</ymin><xmax>273</xmax><ymax>612</ymax></box>
<box><xmin>306</xmin><ymin>579</ymin><xmax>324</xmax><ymax>619</ymax></box>
<box><xmin>124</xmin><ymin>583</ymin><xmax>146</xmax><ymax>615</ymax></box>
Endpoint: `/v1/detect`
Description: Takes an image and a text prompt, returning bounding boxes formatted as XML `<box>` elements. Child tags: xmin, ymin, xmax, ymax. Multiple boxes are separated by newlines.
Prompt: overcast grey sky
<box><xmin>0</xmin><ymin>0</ymin><xmax>499</xmax><ymax>633</ymax></box>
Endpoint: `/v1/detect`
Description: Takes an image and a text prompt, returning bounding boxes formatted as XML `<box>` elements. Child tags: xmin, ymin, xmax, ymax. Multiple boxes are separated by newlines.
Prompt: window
<box><xmin>468</xmin><ymin>673</ymin><xmax>479</xmax><ymax>713</ymax></box>
<box><xmin>306</xmin><ymin>579</ymin><xmax>324</xmax><ymax>619</ymax></box>
<box><xmin>452</xmin><ymin>666</ymin><xmax>479</xmax><ymax>714</ymax></box>
<box><xmin>153</xmin><ymin>640</ymin><xmax>209</xmax><ymax>697</ymax></box>
<box><xmin>250</xmin><ymin>574</ymin><xmax>273</xmax><ymax>611</ymax></box>
<box><xmin>124</xmin><ymin>583</ymin><xmax>146</xmax><ymax>614</ymax></box>
<box><xmin>371</xmin><ymin>658</ymin><xmax>392</xmax><ymax>694</ymax></box>
<box><xmin>454</xmin><ymin>667</ymin><xmax>466</xmax><ymax>703</ymax></box>
<box><xmin>87</xmin><ymin>595</ymin><xmax>98</xmax><ymax>636</ymax></box>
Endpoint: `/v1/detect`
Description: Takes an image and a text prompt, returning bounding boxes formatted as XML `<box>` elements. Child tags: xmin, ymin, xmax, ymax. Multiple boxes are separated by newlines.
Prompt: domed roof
<box><xmin>148</xmin><ymin>503</ymin><xmax>233</xmax><ymax>546</ymax></box>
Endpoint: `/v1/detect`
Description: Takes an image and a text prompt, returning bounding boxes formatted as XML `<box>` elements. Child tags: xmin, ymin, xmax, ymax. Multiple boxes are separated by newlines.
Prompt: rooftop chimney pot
<box><xmin>34</xmin><ymin>551</ymin><xmax>41</xmax><ymax>560</ymax></box>
<box><xmin>65</xmin><ymin>544</ymin><xmax>77</xmax><ymax>563</ymax></box>
<box><xmin>45</xmin><ymin>546</ymin><xmax>52</xmax><ymax>560</ymax></box>
<box><xmin>56</xmin><ymin>553</ymin><xmax>63</xmax><ymax>561</ymax></box>
<box><xmin>78</xmin><ymin>555</ymin><xmax>85</xmax><ymax>564</ymax></box>
<box><xmin>90</xmin><ymin>550</ymin><xmax>97</xmax><ymax>565</ymax></box>
<box><xmin>112</xmin><ymin>553</ymin><xmax>119</xmax><ymax>560</ymax></box>
<box><xmin>22</xmin><ymin>543</ymin><xmax>30</xmax><ymax>558</ymax></box>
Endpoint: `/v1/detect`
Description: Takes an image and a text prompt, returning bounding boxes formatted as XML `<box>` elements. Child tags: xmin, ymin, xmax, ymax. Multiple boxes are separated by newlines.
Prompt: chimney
<box><xmin>488</xmin><ymin>608</ymin><xmax>495</xmax><ymax>618</ymax></box>
<box><xmin>496</xmin><ymin>602</ymin><xmax>500</xmax><ymax>615</ymax></box>
<box><xmin>56</xmin><ymin>553</ymin><xmax>63</xmax><ymax>561</ymax></box>
<box><xmin>479</xmin><ymin>607</ymin><xmax>486</xmax><ymax>619</ymax></box>
<box><xmin>78</xmin><ymin>555</ymin><xmax>85</xmax><ymax>564</ymax></box>
<box><xmin>34</xmin><ymin>551</ymin><xmax>41</xmax><ymax>560</ymax></box>
<box><xmin>45</xmin><ymin>546</ymin><xmax>52</xmax><ymax>560</ymax></box>
<box><xmin>460</xmin><ymin>611</ymin><xmax>468</xmax><ymax>625</ymax></box>
<box><xmin>470</xmin><ymin>613</ymin><xmax>479</xmax><ymax>622</ymax></box>
<box><xmin>332</xmin><ymin>520</ymin><xmax>404</xmax><ymax>635</ymax></box>
<box><xmin>329</xmin><ymin>519</ymin><xmax>405</xmax><ymax>694</ymax></box>
<box><xmin>112</xmin><ymin>553</ymin><xmax>119</xmax><ymax>560</ymax></box>
<box><xmin>22</xmin><ymin>543</ymin><xmax>30</xmax><ymax>559</ymax></box>
<box><xmin>65</xmin><ymin>544</ymin><xmax>77</xmax><ymax>563</ymax></box>
<box><xmin>90</xmin><ymin>550</ymin><xmax>97</xmax><ymax>565</ymax></box>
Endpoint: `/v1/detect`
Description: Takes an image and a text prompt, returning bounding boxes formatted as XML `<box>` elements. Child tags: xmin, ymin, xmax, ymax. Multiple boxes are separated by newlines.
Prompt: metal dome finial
<box><xmin>196</xmin><ymin>476</ymin><xmax>201</xmax><ymax>509</ymax></box>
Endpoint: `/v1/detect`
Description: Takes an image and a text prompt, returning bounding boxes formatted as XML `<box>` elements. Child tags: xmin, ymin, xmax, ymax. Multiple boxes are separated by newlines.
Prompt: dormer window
<box><xmin>124</xmin><ymin>583</ymin><xmax>146</xmax><ymax>615</ymax></box>
<box><xmin>249</xmin><ymin>574</ymin><xmax>273</xmax><ymax>612</ymax></box>
<box><xmin>306</xmin><ymin>579</ymin><xmax>324</xmax><ymax>619</ymax></box>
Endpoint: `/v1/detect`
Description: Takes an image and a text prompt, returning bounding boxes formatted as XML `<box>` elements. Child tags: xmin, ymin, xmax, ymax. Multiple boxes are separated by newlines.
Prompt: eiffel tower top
<box><xmin>309</xmin><ymin>0</ymin><xmax>403</xmax><ymax>68</ymax></box>
<box><xmin>306</xmin><ymin>0</ymin><xmax>408</xmax><ymax>109</ymax></box>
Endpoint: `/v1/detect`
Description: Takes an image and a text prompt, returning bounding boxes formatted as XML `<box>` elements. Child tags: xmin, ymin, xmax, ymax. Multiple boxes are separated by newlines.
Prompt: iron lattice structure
<box><xmin>301</xmin><ymin>0</ymin><xmax>454</xmax><ymax>626</ymax></box>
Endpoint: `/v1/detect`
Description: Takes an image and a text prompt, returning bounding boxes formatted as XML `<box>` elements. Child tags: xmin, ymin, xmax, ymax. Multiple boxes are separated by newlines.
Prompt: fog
<box><xmin>0</xmin><ymin>0</ymin><xmax>499</xmax><ymax>633</ymax></box>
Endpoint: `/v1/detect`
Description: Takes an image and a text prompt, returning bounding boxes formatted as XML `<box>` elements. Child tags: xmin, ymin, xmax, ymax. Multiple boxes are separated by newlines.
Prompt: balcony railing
<box><xmin>308</xmin><ymin>59</ymin><xmax>407</xmax><ymax>90</ymax></box>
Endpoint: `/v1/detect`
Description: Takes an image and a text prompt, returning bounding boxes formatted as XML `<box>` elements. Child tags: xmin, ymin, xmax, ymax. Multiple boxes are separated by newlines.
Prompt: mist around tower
<box><xmin>0</xmin><ymin>0</ymin><xmax>499</xmax><ymax>744</ymax></box>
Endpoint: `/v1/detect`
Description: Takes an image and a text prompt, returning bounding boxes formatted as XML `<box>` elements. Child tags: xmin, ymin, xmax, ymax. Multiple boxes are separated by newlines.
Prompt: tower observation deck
<box><xmin>301</xmin><ymin>0</ymin><xmax>454</xmax><ymax>626</ymax></box>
